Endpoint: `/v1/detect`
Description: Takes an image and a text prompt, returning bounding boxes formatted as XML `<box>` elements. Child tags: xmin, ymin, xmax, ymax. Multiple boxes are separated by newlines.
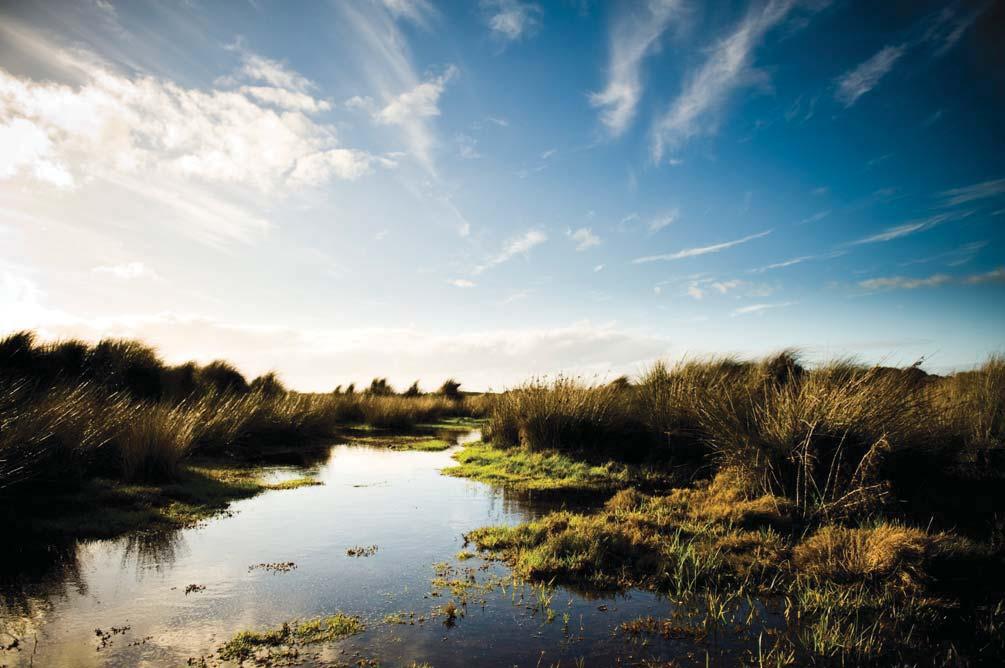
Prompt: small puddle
<box><xmin>1</xmin><ymin>430</ymin><xmax>775</xmax><ymax>666</ymax></box>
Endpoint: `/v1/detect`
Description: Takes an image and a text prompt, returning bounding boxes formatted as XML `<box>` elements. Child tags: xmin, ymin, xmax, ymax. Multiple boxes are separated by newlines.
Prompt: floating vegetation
<box><xmin>95</xmin><ymin>626</ymin><xmax>130</xmax><ymax>650</ymax></box>
<box><xmin>384</xmin><ymin>611</ymin><xmax>425</xmax><ymax>625</ymax></box>
<box><xmin>262</xmin><ymin>477</ymin><xmax>324</xmax><ymax>490</ymax></box>
<box><xmin>620</xmin><ymin>615</ymin><xmax>707</xmax><ymax>641</ymax></box>
<box><xmin>248</xmin><ymin>561</ymin><xmax>297</xmax><ymax>573</ymax></box>
<box><xmin>346</xmin><ymin>544</ymin><xmax>379</xmax><ymax>557</ymax></box>
<box><xmin>184</xmin><ymin>584</ymin><xmax>206</xmax><ymax>595</ymax></box>
<box><xmin>217</xmin><ymin>613</ymin><xmax>364</xmax><ymax>663</ymax></box>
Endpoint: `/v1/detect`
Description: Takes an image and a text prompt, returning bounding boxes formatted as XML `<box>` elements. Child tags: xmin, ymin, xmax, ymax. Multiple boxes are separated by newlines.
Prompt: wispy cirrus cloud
<box><xmin>859</xmin><ymin>267</ymin><xmax>1004</xmax><ymax>292</ymax></box>
<box><xmin>378</xmin><ymin>0</ymin><xmax>437</xmax><ymax>27</ymax></box>
<box><xmin>334</xmin><ymin>2</ymin><xmax>458</xmax><ymax>175</ymax></box>
<box><xmin>797</xmin><ymin>209</ymin><xmax>831</xmax><ymax>225</ymax></box>
<box><xmin>899</xmin><ymin>241</ymin><xmax>987</xmax><ymax>268</ymax></box>
<box><xmin>632</xmin><ymin>229</ymin><xmax>772</xmax><ymax>264</ymax></box>
<box><xmin>448</xmin><ymin>278</ymin><xmax>477</xmax><ymax>288</ymax></box>
<box><xmin>474</xmin><ymin>229</ymin><xmax>547</xmax><ymax>273</ymax></box>
<box><xmin>650</xmin><ymin>0</ymin><xmax>823</xmax><ymax>162</ymax></box>
<box><xmin>850</xmin><ymin>212</ymin><xmax>967</xmax><ymax>245</ymax></box>
<box><xmin>647</xmin><ymin>210</ymin><xmax>678</xmax><ymax>234</ymax></box>
<box><xmin>834</xmin><ymin>44</ymin><xmax>905</xmax><ymax>107</ymax></box>
<box><xmin>923</xmin><ymin>4</ymin><xmax>985</xmax><ymax>58</ymax></box>
<box><xmin>732</xmin><ymin>301</ymin><xmax>796</xmax><ymax>316</ymax></box>
<box><xmin>590</xmin><ymin>0</ymin><xmax>683</xmax><ymax>137</ymax></box>
<box><xmin>938</xmin><ymin>177</ymin><xmax>1005</xmax><ymax>207</ymax></box>
<box><xmin>750</xmin><ymin>249</ymin><xmax>844</xmax><ymax>273</ymax></box>
<box><xmin>481</xmin><ymin>0</ymin><xmax>542</xmax><ymax>42</ymax></box>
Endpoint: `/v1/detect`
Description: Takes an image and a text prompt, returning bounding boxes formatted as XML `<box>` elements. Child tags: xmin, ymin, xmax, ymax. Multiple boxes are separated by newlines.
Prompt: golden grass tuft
<box><xmin>792</xmin><ymin>523</ymin><xmax>962</xmax><ymax>589</ymax></box>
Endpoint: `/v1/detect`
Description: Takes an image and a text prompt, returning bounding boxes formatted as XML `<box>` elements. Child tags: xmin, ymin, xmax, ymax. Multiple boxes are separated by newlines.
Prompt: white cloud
<box><xmin>474</xmin><ymin>229</ymin><xmax>547</xmax><ymax>273</ymax></box>
<box><xmin>732</xmin><ymin>301</ymin><xmax>795</xmax><ymax>316</ymax></box>
<box><xmin>482</xmin><ymin>0</ymin><xmax>542</xmax><ymax>42</ymax></box>
<box><xmin>834</xmin><ymin>44</ymin><xmax>905</xmax><ymax>108</ymax></box>
<box><xmin>0</xmin><ymin>45</ymin><xmax>392</xmax><ymax>245</ymax></box>
<box><xmin>0</xmin><ymin>55</ymin><xmax>384</xmax><ymax>196</ymax></box>
<box><xmin>92</xmin><ymin>261</ymin><xmax>156</xmax><ymax>280</ymax></box>
<box><xmin>449</xmin><ymin>278</ymin><xmax>477</xmax><ymax>288</ymax></box>
<box><xmin>939</xmin><ymin>177</ymin><xmax>1005</xmax><ymax>207</ymax></box>
<box><xmin>485</xmin><ymin>116</ymin><xmax>510</xmax><ymax>127</ymax></box>
<box><xmin>540</xmin><ymin>148</ymin><xmax>557</xmax><ymax>160</ymax></box>
<box><xmin>590</xmin><ymin>0</ymin><xmax>682</xmax><ymax>136</ymax></box>
<box><xmin>568</xmin><ymin>227</ymin><xmax>601</xmax><ymax>251</ymax></box>
<box><xmin>0</xmin><ymin>118</ymin><xmax>74</xmax><ymax>188</ymax></box>
<box><xmin>232</xmin><ymin>51</ymin><xmax>315</xmax><ymax>93</ymax></box>
<box><xmin>632</xmin><ymin>229</ymin><xmax>772</xmax><ymax>263</ymax></box>
<box><xmin>375</xmin><ymin>65</ymin><xmax>458</xmax><ymax>125</ymax></box>
<box><xmin>289</xmin><ymin>149</ymin><xmax>395</xmax><ymax>185</ymax></box>
<box><xmin>594</xmin><ymin>264</ymin><xmax>605</xmax><ymax>272</ymax></box>
<box><xmin>239</xmin><ymin>86</ymin><xmax>331</xmax><ymax>112</ymax></box>
<box><xmin>650</xmin><ymin>0</ymin><xmax>816</xmax><ymax>162</ymax></box>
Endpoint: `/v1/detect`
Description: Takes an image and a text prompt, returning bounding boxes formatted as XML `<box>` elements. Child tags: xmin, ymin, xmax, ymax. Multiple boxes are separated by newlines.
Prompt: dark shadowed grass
<box><xmin>10</xmin><ymin>462</ymin><xmax>279</xmax><ymax>539</ymax></box>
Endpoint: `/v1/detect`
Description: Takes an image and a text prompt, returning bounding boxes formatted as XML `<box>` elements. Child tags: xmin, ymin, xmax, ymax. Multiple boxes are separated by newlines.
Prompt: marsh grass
<box><xmin>0</xmin><ymin>331</ymin><xmax>484</xmax><ymax>499</ymax></box>
<box><xmin>482</xmin><ymin>354</ymin><xmax>1004</xmax><ymax>525</ymax></box>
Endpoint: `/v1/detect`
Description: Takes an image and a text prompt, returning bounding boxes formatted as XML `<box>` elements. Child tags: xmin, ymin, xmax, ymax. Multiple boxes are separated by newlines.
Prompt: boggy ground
<box><xmin>458</xmin><ymin>354</ymin><xmax>1005</xmax><ymax>666</ymax></box>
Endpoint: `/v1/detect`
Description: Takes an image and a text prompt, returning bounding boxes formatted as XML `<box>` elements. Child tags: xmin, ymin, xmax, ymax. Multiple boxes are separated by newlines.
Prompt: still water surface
<box><xmin>1</xmin><ymin>432</ymin><xmax>753</xmax><ymax>667</ymax></box>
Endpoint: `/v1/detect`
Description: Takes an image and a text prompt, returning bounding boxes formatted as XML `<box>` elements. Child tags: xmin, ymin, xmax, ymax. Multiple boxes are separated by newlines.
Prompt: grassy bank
<box><xmin>443</xmin><ymin>441</ymin><xmax>677</xmax><ymax>492</ymax></box>
<box><xmin>15</xmin><ymin>460</ymin><xmax>321</xmax><ymax>539</ymax></box>
<box><xmin>461</xmin><ymin>353</ymin><xmax>1005</xmax><ymax>665</ymax></box>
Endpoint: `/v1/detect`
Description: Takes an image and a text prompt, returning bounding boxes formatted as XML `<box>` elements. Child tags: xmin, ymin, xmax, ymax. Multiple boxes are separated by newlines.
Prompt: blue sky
<box><xmin>1</xmin><ymin>0</ymin><xmax>1002</xmax><ymax>390</ymax></box>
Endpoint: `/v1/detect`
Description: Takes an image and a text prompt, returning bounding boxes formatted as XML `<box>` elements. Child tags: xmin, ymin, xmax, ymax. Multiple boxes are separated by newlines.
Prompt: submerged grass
<box><xmin>467</xmin><ymin>473</ymin><xmax>1001</xmax><ymax>665</ymax></box>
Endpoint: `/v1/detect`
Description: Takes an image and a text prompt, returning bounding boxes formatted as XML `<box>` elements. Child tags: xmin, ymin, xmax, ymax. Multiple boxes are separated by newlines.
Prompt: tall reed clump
<box><xmin>931</xmin><ymin>355</ymin><xmax>1005</xmax><ymax>459</ymax></box>
<box><xmin>699</xmin><ymin>363</ymin><xmax>948</xmax><ymax>518</ymax></box>
<box><xmin>488</xmin><ymin>376</ymin><xmax>650</xmax><ymax>457</ymax></box>
<box><xmin>117</xmin><ymin>403</ymin><xmax>197</xmax><ymax>481</ymax></box>
<box><xmin>0</xmin><ymin>380</ymin><xmax>126</xmax><ymax>490</ymax></box>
